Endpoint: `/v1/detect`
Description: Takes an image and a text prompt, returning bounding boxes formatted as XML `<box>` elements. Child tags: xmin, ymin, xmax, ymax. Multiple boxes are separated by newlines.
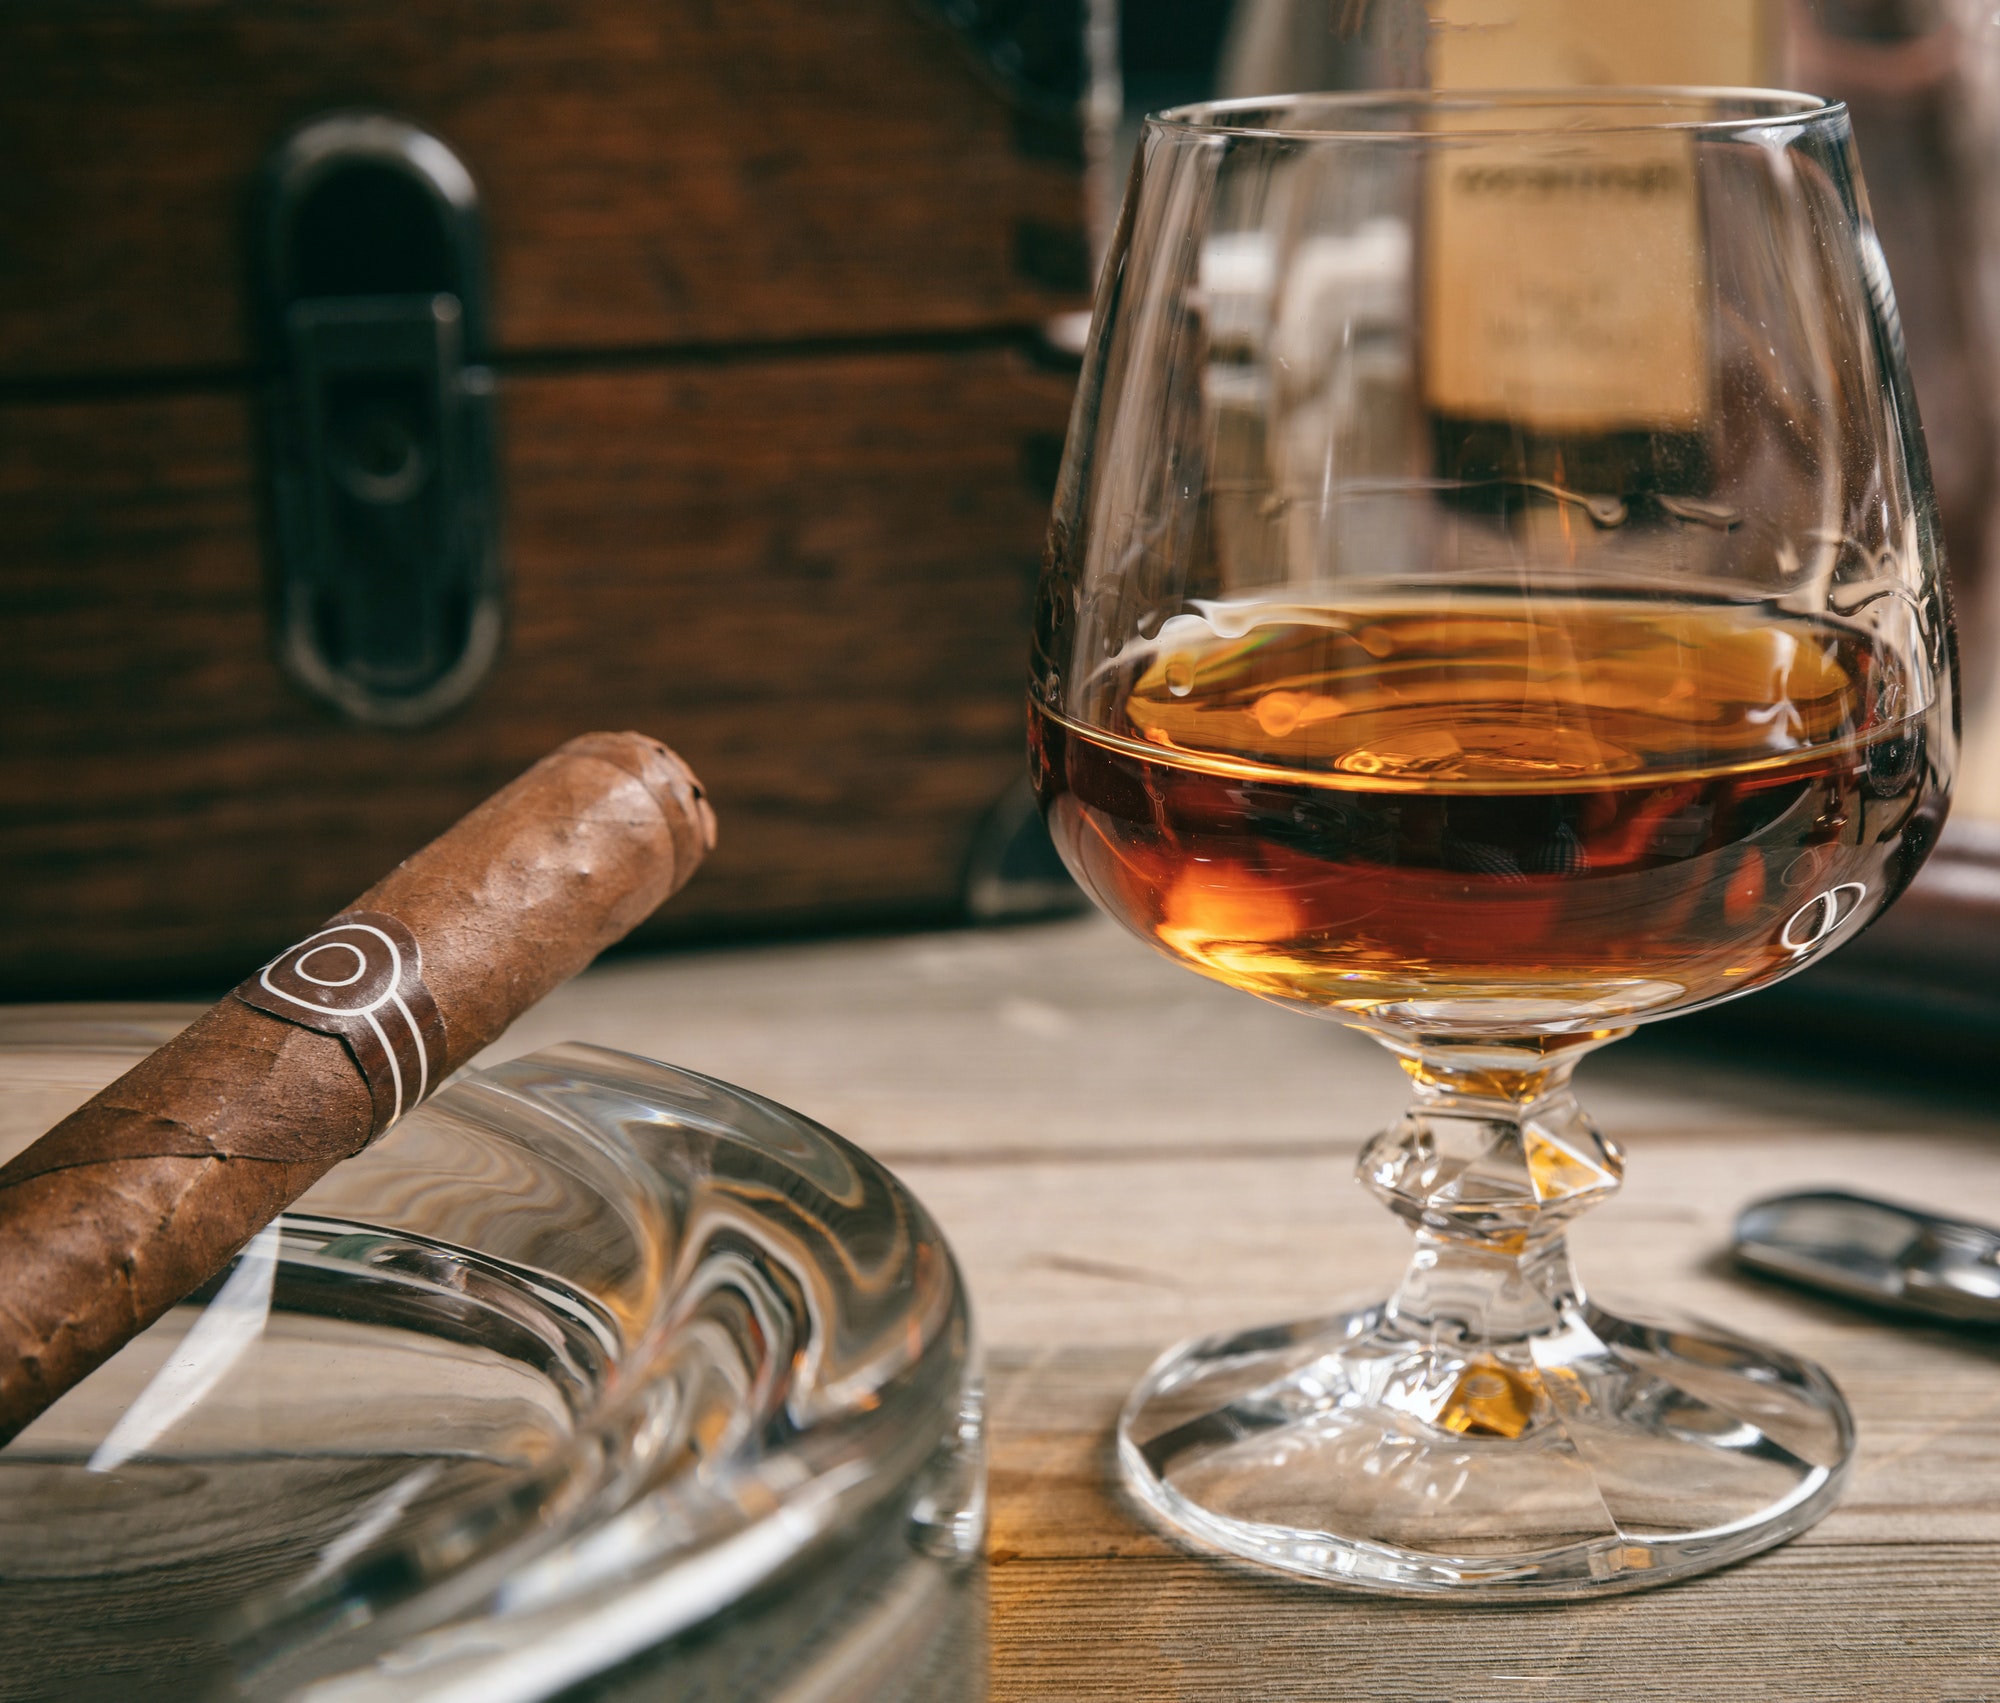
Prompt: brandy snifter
<box><xmin>1031</xmin><ymin>90</ymin><xmax>1955</xmax><ymax>1595</ymax></box>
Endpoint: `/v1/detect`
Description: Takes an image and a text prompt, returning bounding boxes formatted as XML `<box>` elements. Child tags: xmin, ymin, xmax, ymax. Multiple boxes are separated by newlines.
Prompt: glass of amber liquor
<box><xmin>1031</xmin><ymin>90</ymin><xmax>1955</xmax><ymax>1595</ymax></box>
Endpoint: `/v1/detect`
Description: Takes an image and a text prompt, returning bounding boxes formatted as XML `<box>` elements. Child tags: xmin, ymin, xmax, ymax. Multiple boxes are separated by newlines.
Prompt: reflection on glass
<box><xmin>1032</xmin><ymin>91</ymin><xmax>1954</xmax><ymax>1595</ymax></box>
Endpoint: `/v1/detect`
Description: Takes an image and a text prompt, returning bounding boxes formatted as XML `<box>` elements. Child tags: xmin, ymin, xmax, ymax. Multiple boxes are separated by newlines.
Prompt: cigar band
<box><xmin>233</xmin><ymin>910</ymin><xmax>447</xmax><ymax>1138</ymax></box>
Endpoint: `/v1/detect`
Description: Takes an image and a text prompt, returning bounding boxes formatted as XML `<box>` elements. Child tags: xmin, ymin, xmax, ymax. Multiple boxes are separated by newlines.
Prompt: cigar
<box><xmin>0</xmin><ymin>731</ymin><xmax>715</xmax><ymax>1447</ymax></box>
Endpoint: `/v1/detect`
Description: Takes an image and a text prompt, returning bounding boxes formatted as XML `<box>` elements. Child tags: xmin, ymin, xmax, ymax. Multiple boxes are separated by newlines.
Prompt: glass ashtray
<box><xmin>0</xmin><ymin>1010</ymin><xmax>982</xmax><ymax>1702</ymax></box>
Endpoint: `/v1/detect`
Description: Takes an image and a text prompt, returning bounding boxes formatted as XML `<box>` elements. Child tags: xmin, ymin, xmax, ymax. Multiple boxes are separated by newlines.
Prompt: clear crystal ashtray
<box><xmin>0</xmin><ymin>1010</ymin><xmax>982</xmax><ymax>1702</ymax></box>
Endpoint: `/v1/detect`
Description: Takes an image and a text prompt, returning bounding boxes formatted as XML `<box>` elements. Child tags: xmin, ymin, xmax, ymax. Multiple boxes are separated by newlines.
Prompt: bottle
<box><xmin>1214</xmin><ymin>0</ymin><xmax>2000</xmax><ymax>816</ymax></box>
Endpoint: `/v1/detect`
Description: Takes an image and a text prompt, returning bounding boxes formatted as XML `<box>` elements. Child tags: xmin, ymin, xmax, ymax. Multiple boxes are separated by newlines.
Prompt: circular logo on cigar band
<box><xmin>293</xmin><ymin>940</ymin><xmax>369</xmax><ymax>988</ymax></box>
<box><xmin>260</xmin><ymin>922</ymin><xmax>405</xmax><ymax>1018</ymax></box>
<box><xmin>235</xmin><ymin>910</ymin><xmax>444</xmax><ymax>1134</ymax></box>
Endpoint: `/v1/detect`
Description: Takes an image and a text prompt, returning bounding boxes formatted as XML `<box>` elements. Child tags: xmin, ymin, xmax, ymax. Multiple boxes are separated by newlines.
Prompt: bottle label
<box><xmin>1423</xmin><ymin>131</ymin><xmax>1709</xmax><ymax>432</ymax></box>
<box><xmin>1417</xmin><ymin>0</ymin><xmax>1774</xmax><ymax>434</ymax></box>
<box><xmin>1427</xmin><ymin>0</ymin><xmax>1767</xmax><ymax>91</ymax></box>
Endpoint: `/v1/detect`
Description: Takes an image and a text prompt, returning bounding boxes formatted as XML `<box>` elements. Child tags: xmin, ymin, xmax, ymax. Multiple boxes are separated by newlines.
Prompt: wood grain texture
<box><xmin>0</xmin><ymin>0</ymin><xmax>1087</xmax><ymax>992</ymax></box>
<box><xmin>0</xmin><ymin>0</ymin><xmax>1085</xmax><ymax>381</ymax></box>
<box><xmin>493</xmin><ymin>914</ymin><xmax>2000</xmax><ymax>1162</ymax></box>
<box><xmin>488</xmin><ymin>917</ymin><xmax>2000</xmax><ymax>1701</ymax></box>
<box><xmin>6</xmin><ymin>924</ymin><xmax>1998</xmax><ymax>1694</ymax></box>
<box><xmin>0</xmin><ymin>349</ymin><xmax>1075</xmax><ymax>994</ymax></box>
<box><xmin>984</xmin><ymin>1546</ymin><xmax>2000</xmax><ymax>1702</ymax></box>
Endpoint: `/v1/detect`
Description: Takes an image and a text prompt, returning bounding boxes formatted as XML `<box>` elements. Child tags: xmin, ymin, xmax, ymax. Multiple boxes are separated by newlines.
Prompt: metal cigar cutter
<box><xmin>1735</xmin><ymin>1189</ymin><xmax>2000</xmax><ymax>1325</ymax></box>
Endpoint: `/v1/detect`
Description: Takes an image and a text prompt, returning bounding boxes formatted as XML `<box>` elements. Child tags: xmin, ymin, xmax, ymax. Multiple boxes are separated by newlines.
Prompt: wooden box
<box><xmin>0</xmin><ymin>0</ymin><xmax>1088</xmax><ymax>995</ymax></box>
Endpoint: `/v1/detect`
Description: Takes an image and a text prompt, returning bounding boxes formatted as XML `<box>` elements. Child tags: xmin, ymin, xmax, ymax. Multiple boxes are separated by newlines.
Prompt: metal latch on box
<box><xmin>257</xmin><ymin>113</ymin><xmax>503</xmax><ymax>728</ymax></box>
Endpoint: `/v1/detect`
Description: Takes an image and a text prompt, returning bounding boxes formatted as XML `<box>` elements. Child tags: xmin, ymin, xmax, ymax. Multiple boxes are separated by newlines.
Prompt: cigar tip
<box><xmin>556</xmin><ymin>732</ymin><xmax>716</xmax><ymax>870</ymax></box>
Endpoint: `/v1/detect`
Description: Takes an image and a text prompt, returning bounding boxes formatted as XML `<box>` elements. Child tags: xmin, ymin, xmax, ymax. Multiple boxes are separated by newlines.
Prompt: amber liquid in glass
<box><xmin>1031</xmin><ymin>600</ymin><xmax>1929</xmax><ymax>1024</ymax></box>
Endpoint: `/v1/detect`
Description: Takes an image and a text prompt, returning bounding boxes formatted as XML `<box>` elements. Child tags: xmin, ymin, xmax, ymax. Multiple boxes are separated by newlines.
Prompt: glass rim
<box><xmin>1149</xmin><ymin>86</ymin><xmax>1844</xmax><ymax>142</ymax></box>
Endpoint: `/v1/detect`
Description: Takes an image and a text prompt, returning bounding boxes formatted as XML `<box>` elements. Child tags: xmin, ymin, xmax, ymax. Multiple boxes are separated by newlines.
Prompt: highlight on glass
<box><xmin>1030</xmin><ymin>89</ymin><xmax>1955</xmax><ymax>1595</ymax></box>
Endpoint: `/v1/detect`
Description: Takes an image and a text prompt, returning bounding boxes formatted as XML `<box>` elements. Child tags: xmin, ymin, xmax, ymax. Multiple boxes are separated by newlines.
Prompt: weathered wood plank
<box><xmin>10</xmin><ymin>917</ymin><xmax>2000</xmax><ymax>1695</ymax></box>
<box><xmin>986</xmin><ymin>1546</ymin><xmax>2000</xmax><ymax>1702</ymax></box>
<box><xmin>982</xmin><ymin>1342</ymin><xmax>2000</xmax><ymax>1561</ymax></box>
<box><xmin>0</xmin><ymin>0</ymin><xmax>1084</xmax><ymax>380</ymax></box>
<box><xmin>895</xmin><ymin>1136</ymin><xmax>2000</xmax><ymax>1357</ymax></box>
<box><xmin>0</xmin><ymin>350</ymin><xmax>1073</xmax><ymax>993</ymax></box>
<box><xmin>500</xmin><ymin>917</ymin><xmax>2000</xmax><ymax>1161</ymax></box>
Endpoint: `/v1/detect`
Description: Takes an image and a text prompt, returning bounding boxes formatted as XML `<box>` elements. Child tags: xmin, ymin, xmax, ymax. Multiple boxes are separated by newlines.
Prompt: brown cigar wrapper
<box><xmin>0</xmin><ymin>731</ymin><xmax>715</xmax><ymax>1446</ymax></box>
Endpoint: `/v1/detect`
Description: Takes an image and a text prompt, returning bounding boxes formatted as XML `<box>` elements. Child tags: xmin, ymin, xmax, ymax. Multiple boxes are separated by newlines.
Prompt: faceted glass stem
<box><xmin>1355</xmin><ymin>1035</ymin><xmax>1626</xmax><ymax>1442</ymax></box>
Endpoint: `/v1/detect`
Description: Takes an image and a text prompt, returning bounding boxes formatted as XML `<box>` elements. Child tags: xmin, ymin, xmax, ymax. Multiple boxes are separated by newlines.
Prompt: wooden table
<box><xmin>493</xmin><ymin>914</ymin><xmax>2000</xmax><ymax>1702</ymax></box>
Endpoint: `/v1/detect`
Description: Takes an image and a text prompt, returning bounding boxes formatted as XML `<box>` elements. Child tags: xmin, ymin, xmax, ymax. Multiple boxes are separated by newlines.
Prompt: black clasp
<box><xmin>258</xmin><ymin>113</ymin><xmax>502</xmax><ymax>727</ymax></box>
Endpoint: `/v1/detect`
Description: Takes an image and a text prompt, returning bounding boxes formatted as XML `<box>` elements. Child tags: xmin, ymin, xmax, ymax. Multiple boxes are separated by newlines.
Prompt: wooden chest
<box><xmin>0</xmin><ymin>1</ymin><xmax>1089</xmax><ymax>996</ymax></box>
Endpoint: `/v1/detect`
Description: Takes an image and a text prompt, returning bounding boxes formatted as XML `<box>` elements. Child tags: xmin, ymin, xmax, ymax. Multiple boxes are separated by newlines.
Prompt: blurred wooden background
<box><xmin>0</xmin><ymin>0</ymin><xmax>1091</xmax><ymax>996</ymax></box>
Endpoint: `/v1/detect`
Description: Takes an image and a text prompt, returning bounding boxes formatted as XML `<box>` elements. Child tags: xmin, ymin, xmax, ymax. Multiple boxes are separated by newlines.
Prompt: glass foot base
<box><xmin>1117</xmin><ymin>1298</ymin><xmax>1853</xmax><ymax>1598</ymax></box>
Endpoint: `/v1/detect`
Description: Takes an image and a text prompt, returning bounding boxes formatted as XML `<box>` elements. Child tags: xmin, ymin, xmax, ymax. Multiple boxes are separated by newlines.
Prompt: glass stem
<box><xmin>1354</xmin><ymin>1033</ymin><xmax>1629</xmax><ymax>1437</ymax></box>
